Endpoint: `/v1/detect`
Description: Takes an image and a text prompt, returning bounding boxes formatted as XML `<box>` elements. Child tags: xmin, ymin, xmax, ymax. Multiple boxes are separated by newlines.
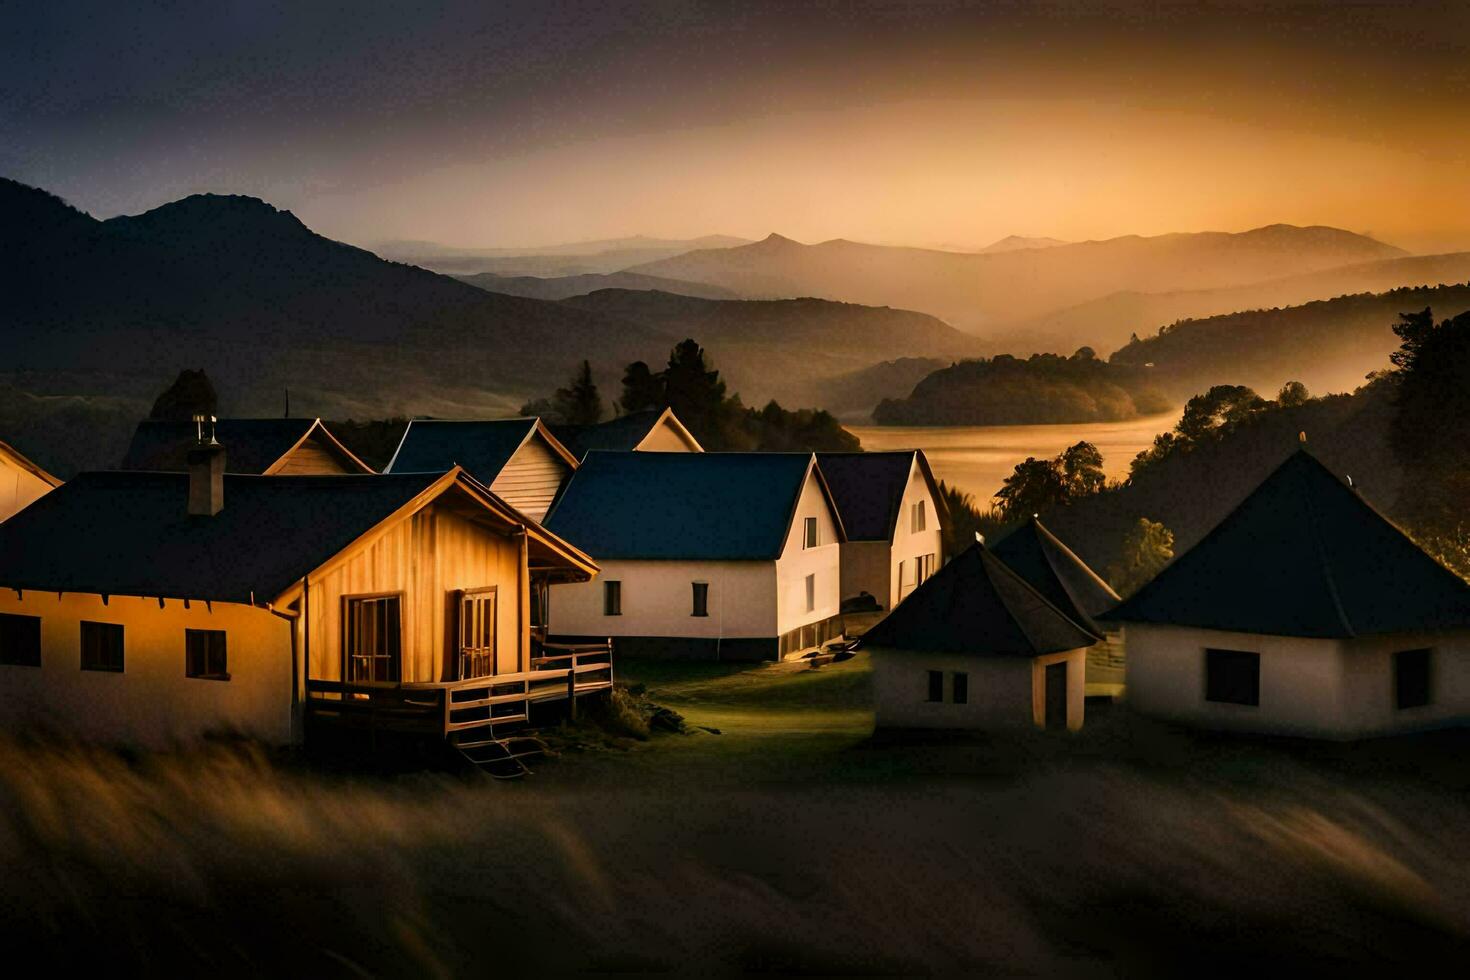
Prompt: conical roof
<box><xmin>991</xmin><ymin>515</ymin><xmax>1120</xmax><ymax>634</ymax></box>
<box><xmin>1105</xmin><ymin>449</ymin><xmax>1470</xmax><ymax>638</ymax></box>
<box><xmin>860</xmin><ymin>542</ymin><xmax>1098</xmax><ymax>656</ymax></box>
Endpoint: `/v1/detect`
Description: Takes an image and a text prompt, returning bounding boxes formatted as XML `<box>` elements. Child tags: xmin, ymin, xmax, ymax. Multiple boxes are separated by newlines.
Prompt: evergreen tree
<box><xmin>552</xmin><ymin>360</ymin><xmax>604</xmax><ymax>426</ymax></box>
<box><xmin>619</xmin><ymin>361</ymin><xmax>663</xmax><ymax>414</ymax></box>
<box><xmin>1106</xmin><ymin>518</ymin><xmax>1175</xmax><ymax>597</ymax></box>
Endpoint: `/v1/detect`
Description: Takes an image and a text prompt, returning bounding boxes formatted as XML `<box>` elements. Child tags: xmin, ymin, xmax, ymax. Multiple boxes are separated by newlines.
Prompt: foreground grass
<box><xmin>2</xmin><ymin>655</ymin><xmax>1469</xmax><ymax>974</ymax></box>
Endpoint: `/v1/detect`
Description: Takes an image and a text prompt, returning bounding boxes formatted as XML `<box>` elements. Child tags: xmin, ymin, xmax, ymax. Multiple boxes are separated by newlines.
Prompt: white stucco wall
<box><xmin>872</xmin><ymin>647</ymin><xmax>1085</xmax><ymax>731</ymax></box>
<box><xmin>0</xmin><ymin>592</ymin><xmax>294</xmax><ymax>747</ymax></box>
<box><xmin>1125</xmin><ymin>623</ymin><xmax>1470</xmax><ymax>738</ymax></box>
<box><xmin>774</xmin><ymin>468</ymin><xmax>843</xmax><ymax>635</ymax></box>
<box><xmin>888</xmin><ymin>461</ymin><xmax>944</xmax><ymax>609</ymax></box>
<box><xmin>550</xmin><ymin>559</ymin><xmax>777</xmax><ymax>639</ymax></box>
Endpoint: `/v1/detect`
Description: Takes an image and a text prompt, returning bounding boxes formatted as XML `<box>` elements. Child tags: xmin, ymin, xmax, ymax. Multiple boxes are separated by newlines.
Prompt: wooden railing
<box><xmin>305</xmin><ymin>639</ymin><xmax>613</xmax><ymax>737</ymax></box>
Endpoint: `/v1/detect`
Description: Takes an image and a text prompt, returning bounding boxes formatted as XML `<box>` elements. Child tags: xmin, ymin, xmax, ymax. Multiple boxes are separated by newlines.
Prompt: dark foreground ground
<box><xmin>2</xmin><ymin>653</ymin><xmax>1468</xmax><ymax>976</ymax></box>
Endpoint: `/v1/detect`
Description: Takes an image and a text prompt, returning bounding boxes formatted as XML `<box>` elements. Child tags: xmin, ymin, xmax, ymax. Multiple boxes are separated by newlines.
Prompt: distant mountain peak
<box><xmin>755</xmin><ymin>232</ymin><xmax>802</xmax><ymax>248</ymax></box>
<box><xmin>979</xmin><ymin>235</ymin><xmax>1070</xmax><ymax>254</ymax></box>
<box><xmin>105</xmin><ymin>193</ymin><xmax>313</xmax><ymax>242</ymax></box>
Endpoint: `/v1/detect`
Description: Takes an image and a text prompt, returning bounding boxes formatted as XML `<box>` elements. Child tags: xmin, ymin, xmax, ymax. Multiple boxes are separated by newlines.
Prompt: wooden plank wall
<box><xmin>490</xmin><ymin>437</ymin><xmax>570</xmax><ymax>522</ymax></box>
<box><xmin>275</xmin><ymin>436</ymin><xmax>358</xmax><ymax>475</ymax></box>
<box><xmin>303</xmin><ymin>502</ymin><xmax>523</xmax><ymax>683</ymax></box>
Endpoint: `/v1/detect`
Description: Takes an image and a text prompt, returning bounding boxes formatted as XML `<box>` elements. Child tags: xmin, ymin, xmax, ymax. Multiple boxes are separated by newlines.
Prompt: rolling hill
<box><xmin>456</xmin><ymin>270</ymin><xmax>741</xmax><ymax>302</ymax></box>
<box><xmin>557</xmin><ymin>290</ymin><xmax>984</xmax><ymax>401</ymax></box>
<box><xmin>631</xmin><ymin>226</ymin><xmax>1406</xmax><ymax>341</ymax></box>
<box><xmin>374</xmin><ymin>234</ymin><xmax>749</xmax><ymax>277</ymax></box>
<box><xmin>1109</xmin><ymin>282</ymin><xmax>1470</xmax><ymax>400</ymax></box>
<box><xmin>1008</xmin><ymin>251</ymin><xmax>1470</xmax><ymax>356</ymax></box>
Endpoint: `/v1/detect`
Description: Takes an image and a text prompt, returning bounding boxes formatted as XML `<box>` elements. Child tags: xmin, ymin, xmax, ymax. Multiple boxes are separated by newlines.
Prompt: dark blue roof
<box><xmin>386</xmin><ymin>419</ymin><xmax>543</xmax><ymax>483</ymax></box>
<box><xmin>991</xmin><ymin>516</ymin><xmax>1119</xmax><ymax>635</ymax></box>
<box><xmin>0</xmin><ymin>470</ymin><xmax>442</xmax><ymax>604</ymax></box>
<box><xmin>860</xmin><ymin>543</ymin><xmax>1098</xmax><ymax>656</ymax></box>
<box><xmin>1105</xmin><ymin>450</ymin><xmax>1470</xmax><ymax>637</ymax></box>
<box><xmin>816</xmin><ymin>452</ymin><xmax>917</xmax><ymax>541</ymax></box>
<box><xmin>546</xmin><ymin>451</ymin><xmax>822</xmax><ymax>560</ymax></box>
<box><xmin>552</xmin><ymin>411</ymin><xmax>664</xmax><ymax>456</ymax></box>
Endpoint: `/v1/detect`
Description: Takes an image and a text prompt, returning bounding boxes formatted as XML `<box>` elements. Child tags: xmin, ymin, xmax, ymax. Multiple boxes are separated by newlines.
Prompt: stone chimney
<box><xmin>187</xmin><ymin>414</ymin><xmax>225</xmax><ymax>517</ymax></box>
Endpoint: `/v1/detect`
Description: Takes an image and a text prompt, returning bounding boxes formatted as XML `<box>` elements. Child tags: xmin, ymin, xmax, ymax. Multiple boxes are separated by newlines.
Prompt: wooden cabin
<box><xmin>991</xmin><ymin>515</ymin><xmax>1124</xmax><ymax>692</ymax></box>
<box><xmin>0</xmin><ymin>440</ymin><xmax>606</xmax><ymax>749</ymax></box>
<box><xmin>385</xmin><ymin>418</ymin><xmax>579</xmax><ymax>523</ymax></box>
<box><xmin>546</xmin><ymin>451</ymin><xmax>847</xmax><ymax>661</ymax></box>
<box><xmin>0</xmin><ymin>439</ymin><xmax>61</xmax><ymax>524</ymax></box>
<box><xmin>860</xmin><ymin>542</ymin><xmax>1096</xmax><ymax>731</ymax></box>
<box><xmin>122</xmin><ymin>417</ymin><xmax>374</xmax><ymax>474</ymax></box>
<box><xmin>553</xmin><ymin>407</ymin><xmax>704</xmax><ymax>456</ymax></box>
<box><xmin>1104</xmin><ymin>449</ymin><xmax>1470</xmax><ymax>739</ymax></box>
<box><xmin>816</xmin><ymin>451</ymin><xmax>945</xmax><ymax>611</ymax></box>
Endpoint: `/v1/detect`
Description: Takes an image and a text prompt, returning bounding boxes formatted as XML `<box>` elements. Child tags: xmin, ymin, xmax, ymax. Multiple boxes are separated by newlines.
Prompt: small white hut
<box><xmin>859</xmin><ymin>541</ymin><xmax>1097</xmax><ymax>731</ymax></box>
<box><xmin>1104</xmin><ymin>449</ymin><xmax>1470</xmax><ymax>739</ymax></box>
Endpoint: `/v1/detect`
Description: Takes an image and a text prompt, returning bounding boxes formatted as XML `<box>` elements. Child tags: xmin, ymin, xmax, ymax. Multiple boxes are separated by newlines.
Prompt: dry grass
<box><xmin>2</xmin><ymin>659</ymin><xmax>1469</xmax><ymax>975</ymax></box>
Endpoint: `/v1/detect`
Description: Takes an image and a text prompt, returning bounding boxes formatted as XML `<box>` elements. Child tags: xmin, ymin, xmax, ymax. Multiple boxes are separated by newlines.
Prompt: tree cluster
<box><xmin>994</xmin><ymin>441</ymin><xmax>1108</xmax><ymax>522</ymax></box>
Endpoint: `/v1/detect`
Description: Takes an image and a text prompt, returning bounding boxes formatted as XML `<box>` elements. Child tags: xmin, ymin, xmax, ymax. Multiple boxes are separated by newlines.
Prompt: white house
<box><xmin>553</xmin><ymin>407</ymin><xmax>704</xmax><ymax>456</ymax></box>
<box><xmin>1104</xmin><ymin>448</ymin><xmax>1470</xmax><ymax>739</ymax></box>
<box><xmin>122</xmin><ymin>417</ymin><xmax>375</xmax><ymax>475</ymax></box>
<box><xmin>0</xmin><ymin>437</ymin><xmax>604</xmax><ymax>749</ymax></box>
<box><xmin>815</xmin><ymin>451</ymin><xmax>945</xmax><ymax>610</ymax></box>
<box><xmin>545</xmin><ymin>451</ymin><xmax>847</xmax><ymax>660</ymax></box>
<box><xmin>384</xmin><ymin>417</ymin><xmax>580</xmax><ymax>523</ymax></box>
<box><xmin>991</xmin><ymin>515</ymin><xmax>1124</xmax><ymax>689</ymax></box>
<box><xmin>860</xmin><ymin>541</ymin><xmax>1096</xmax><ymax>731</ymax></box>
<box><xmin>0</xmin><ymin>439</ymin><xmax>60</xmax><ymax>524</ymax></box>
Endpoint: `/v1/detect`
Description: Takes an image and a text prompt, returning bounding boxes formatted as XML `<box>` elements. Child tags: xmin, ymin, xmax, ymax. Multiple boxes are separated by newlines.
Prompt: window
<box><xmin>0</xmin><ymin>613</ymin><xmax>41</xmax><ymax>667</ymax></box>
<box><xmin>803</xmin><ymin>516</ymin><xmax>819</xmax><ymax>549</ymax></box>
<box><xmin>457</xmin><ymin>588</ymin><xmax>497</xmax><ymax>680</ymax></box>
<box><xmin>916</xmin><ymin>553</ymin><xmax>937</xmax><ymax>586</ymax></box>
<box><xmin>691</xmin><ymin>582</ymin><xmax>709</xmax><ymax>617</ymax></box>
<box><xmin>926</xmin><ymin>670</ymin><xmax>943</xmax><ymax>702</ymax></box>
<box><xmin>1205</xmin><ymin>648</ymin><xmax>1259</xmax><ymax>706</ymax></box>
<box><xmin>80</xmin><ymin>621</ymin><xmax>124</xmax><ymax>673</ymax></box>
<box><xmin>952</xmin><ymin>671</ymin><xmax>968</xmax><ymax>704</ymax></box>
<box><xmin>344</xmin><ymin>595</ymin><xmax>401</xmax><ymax>684</ymax></box>
<box><xmin>912</xmin><ymin>500</ymin><xmax>927</xmax><ymax>533</ymax></box>
<box><xmin>1395</xmin><ymin>648</ymin><xmax>1431</xmax><ymax>709</ymax></box>
<box><xmin>603</xmin><ymin>580</ymin><xmax>622</xmax><ymax>616</ymax></box>
<box><xmin>185</xmin><ymin>629</ymin><xmax>228</xmax><ymax>680</ymax></box>
<box><xmin>805</xmin><ymin>573</ymin><xmax>816</xmax><ymax>612</ymax></box>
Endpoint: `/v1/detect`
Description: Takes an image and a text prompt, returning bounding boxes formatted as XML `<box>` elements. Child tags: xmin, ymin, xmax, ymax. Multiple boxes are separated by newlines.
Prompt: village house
<box><xmin>0</xmin><ymin>439</ymin><xmax>60</xmax><ymax>524</ymax></box>
<box><xmin>553</xmin><ymin>406</ymin><xmax>704</xmax><ymax>456</ymax></box>
<box><xmin>816</xmin><ymin>451</ymin><xmax>946</xmax><ymax>611</ymax></box>
<box><xmin>1104</xmin><ymin>448</ymin><xmax>1470</xmax><ymax>739</ymax></box>
<box><xmin>0</xmin><ymin>435</ymin><xmax>607</xmax><ymax>754</ymax></box>
<box><xmin>545</xmin><ymin>451</ymin><xmax>846</xmax><ymax>660</ymax></box>
<box><xmin>860</xmin><ymin>541</ymin><xmax>1096</xmax><ymax>731</ymax></box>
<box><xmin>384</xmin><ymin>417</ymin><xmax>579</xmax><ymax>523</ymax></box>
<box><xmin>991</xmin><ymin>515</ymin><xmax>1124</xmax><ymax>691</ymax></box>
<box><xmin>122</xmin><ymin>417</ymin><xmax>375</xmax><ymax>474</ymax></box>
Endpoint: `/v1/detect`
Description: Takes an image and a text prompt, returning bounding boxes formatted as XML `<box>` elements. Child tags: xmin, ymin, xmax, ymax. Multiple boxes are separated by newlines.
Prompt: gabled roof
<box><xmin>991</xmin><ymin>516</ymin><xmax>1120</xmax><ymax>635</ymax></box>
<box><xmin>816</xmin><ymin>450</ymin><xmax>945</xmax><ymax>541</ymax></box>
<box><xmin>552</xmin><ymin>407</ymin><xmax>704</xmax><ymax>456</ymax></box>
<box><xmin>1104</xmin><ymin>449</ymin><xmax>1470</xmax><ymax>638</ymax></box>
<box><xmin>0</xmin><ymin>468</ymin><xmax>597</xmax><ymax>606</ymax></box>
<box><xmin>859</xmin><ymin>542</ymin><xmax>1098</xmax><ymax>656</ymax></box>
<box><xmin>121</xmin><ymin>418</ymin><xmax>373</xmax><ymax>474</ymax></box>
<box><xmin>546</xmin><ymin>451</ymin><xmax>844</xmax><ymax>560</ymax></box>
<box><xmin>384</xmin><ymin>417</ymin><xmax>578</xmax><ymax>482</ymax></box>
<box><xmin>0</xmin><ymin>440</ymin><xmax>61</xmax><ymax>488</ymax></box>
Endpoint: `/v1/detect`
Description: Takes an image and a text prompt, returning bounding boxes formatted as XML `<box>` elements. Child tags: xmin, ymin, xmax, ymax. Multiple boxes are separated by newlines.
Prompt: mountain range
<box><xmin>629</xmin><ymin>226</ymin><xmax>1406</xmax><ymax>336</ymax></box>
<box><xmin>456</xmin><ymin>270</ymin><xmax>741</xmax><ymax>302</ymax></box>
<box><xmin>375</xmin><ymin>234</ymin><xmax>749</xmax><ymax>277</ymax></box>
<box><xmin>0</xmin><ymin>180</ymin><xmax>976</xmax><ymax>472</ymax></box>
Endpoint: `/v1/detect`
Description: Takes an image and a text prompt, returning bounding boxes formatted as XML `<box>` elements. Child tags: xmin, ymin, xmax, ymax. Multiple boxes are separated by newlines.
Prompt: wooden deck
<box><xmin>304</xmin><ymin>641</ymin><xmax>614</xmax><ymax>737</ymax></box>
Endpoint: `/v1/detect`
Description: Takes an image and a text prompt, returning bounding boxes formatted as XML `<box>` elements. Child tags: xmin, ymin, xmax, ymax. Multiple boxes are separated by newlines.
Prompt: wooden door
<box><xmin>1044</xmin><ymin>661</ymin><xmax>1068</xmax><ymax>730</ymax></box>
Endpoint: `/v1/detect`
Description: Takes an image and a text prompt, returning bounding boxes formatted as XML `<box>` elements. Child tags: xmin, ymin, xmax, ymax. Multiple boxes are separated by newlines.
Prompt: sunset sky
<box><xmin>5</xmin><ymin>1</ymin><xmax>1468</xmax><ymax>252</ymax></box>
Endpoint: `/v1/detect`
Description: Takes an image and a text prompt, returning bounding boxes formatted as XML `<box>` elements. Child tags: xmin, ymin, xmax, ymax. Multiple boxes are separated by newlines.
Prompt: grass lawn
<box><xmin>4</xmin><ymin>652</ymin><xmax>1470</xmax><ymax>975</ymax></box>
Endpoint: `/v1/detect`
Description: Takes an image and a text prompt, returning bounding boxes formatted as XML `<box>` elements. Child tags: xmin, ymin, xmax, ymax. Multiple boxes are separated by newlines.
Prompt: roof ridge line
<box><xmin>1299</xmin><ymin>457</ymin><xmax>1356</xmax><ymax>638</ymax></box>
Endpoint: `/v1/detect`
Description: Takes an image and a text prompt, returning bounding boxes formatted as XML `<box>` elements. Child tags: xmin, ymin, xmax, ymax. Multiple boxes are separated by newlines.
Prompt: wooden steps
<box><xmin>451</xmin><ymin>732</ymin><xmax>548</xmax><ymax>780</ymax></box>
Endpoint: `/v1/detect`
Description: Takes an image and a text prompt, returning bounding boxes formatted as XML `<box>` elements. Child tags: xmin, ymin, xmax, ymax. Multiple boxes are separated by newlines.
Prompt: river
<box><xmin>847</xmin><ymin>412</ymin><xmax>1178</xmax><ymax>501</ymax></box>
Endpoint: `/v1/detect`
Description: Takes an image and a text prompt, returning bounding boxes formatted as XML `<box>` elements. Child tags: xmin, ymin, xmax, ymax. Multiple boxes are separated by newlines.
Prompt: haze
<box><xmin>5</xmin><ymin>1</ymin><xmax>1468</xmax><ymax>253</ymax></box>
